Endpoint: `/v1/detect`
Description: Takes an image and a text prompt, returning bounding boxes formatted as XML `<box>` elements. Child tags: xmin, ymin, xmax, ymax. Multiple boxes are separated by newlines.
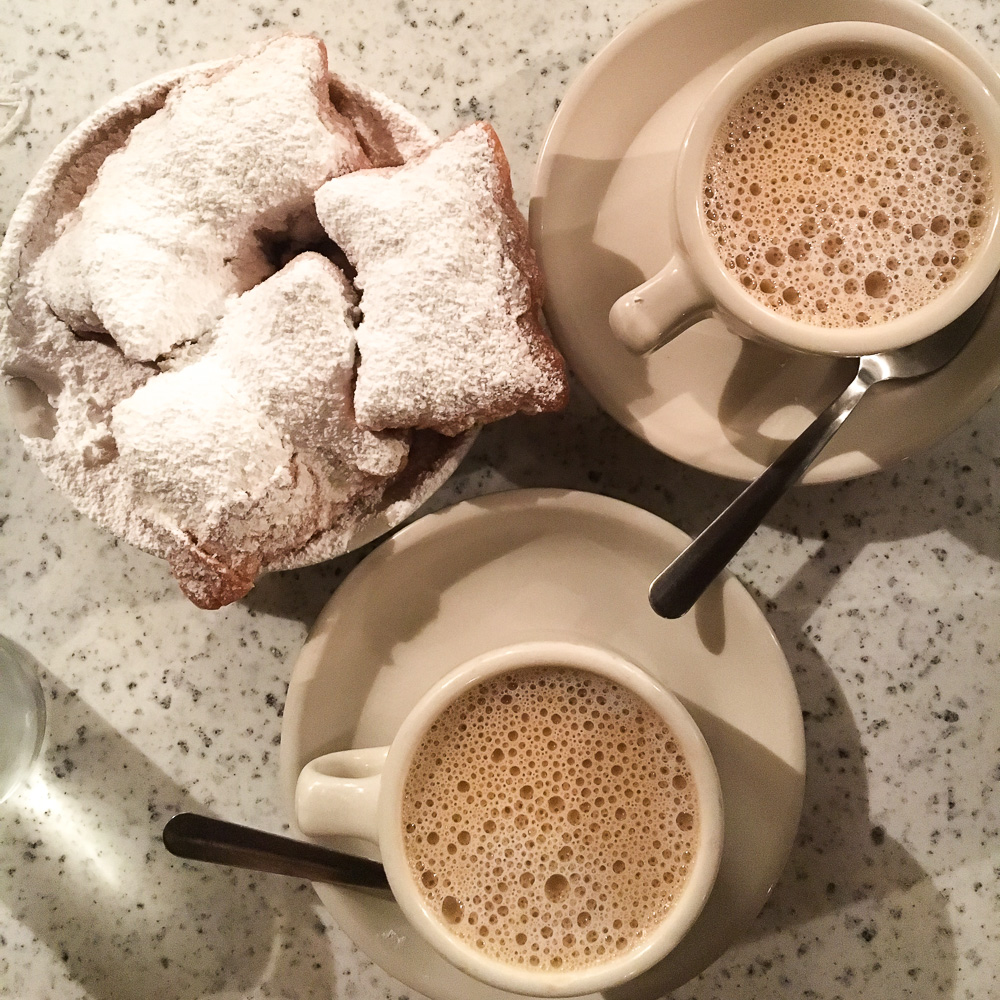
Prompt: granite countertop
<box><xmin>1</xmin><ymin>0</ymin><xmax>998</xmax><ymax>998</ymax></box>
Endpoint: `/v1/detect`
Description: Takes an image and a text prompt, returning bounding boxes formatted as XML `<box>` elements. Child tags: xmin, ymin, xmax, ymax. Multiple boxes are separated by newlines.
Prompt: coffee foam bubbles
<box><xmin>401</xmin><ymin>666</ymin><xmax>699</xmax><ymax>972</ymax></box>
<box><xmin>704</xmin><ymin>48</ymin><xmax>993</xmax><ymax>327</ymax></box>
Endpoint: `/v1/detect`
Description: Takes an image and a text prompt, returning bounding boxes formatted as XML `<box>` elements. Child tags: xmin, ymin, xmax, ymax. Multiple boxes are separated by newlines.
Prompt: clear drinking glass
<box><xmin>0</xmin><ymin>635</ymin><xmax>46</xmax><ymax>803</ymax></box>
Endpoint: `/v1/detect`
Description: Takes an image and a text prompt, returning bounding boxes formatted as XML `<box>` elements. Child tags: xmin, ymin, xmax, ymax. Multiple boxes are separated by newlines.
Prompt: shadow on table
<box><xmin>474</xmin><ymin>374</ymin><xmax>1000</xmax><ymax>565</ymax></box>
<box><xmin>0</xmin><ymin>674</ymin><xmax>338</xmax><ymax>1000</ymax></box>
<box><xmin>714</xmin><ymin>547</ymin><xmax>960</xmax><ymax>997</ymax></box>
<box><xmin>727</xmin><ymin>484</ymin><xmax>965</xmax><ymax>995</ymax></box>
<box><xmin>243</xmin><ymin>547</ymin><xmax>370</xmax><ymax>630</ymax></box>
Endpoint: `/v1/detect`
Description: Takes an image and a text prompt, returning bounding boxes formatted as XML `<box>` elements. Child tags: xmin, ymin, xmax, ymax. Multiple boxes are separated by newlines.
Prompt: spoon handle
<box><xmin>163</xmin><ymin>812</ymin><xmax>390</xmax><ymax>890</ymax></box>
<box><xmin>649</xmin><ymin>364</ymin><xmax>869</xmax><ymax>619</ymax></box>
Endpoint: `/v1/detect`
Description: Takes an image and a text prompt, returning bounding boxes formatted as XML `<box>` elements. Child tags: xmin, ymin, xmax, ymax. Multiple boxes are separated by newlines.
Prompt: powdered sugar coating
<box><xmin>402</xmin><ymin>666</ymin><xmax>699</xmax><ymax>972</ymax></box>
<box><xmin>110</xmin><ymin>254</ymin><xmax>409</xmax><ymax>604</ymax></box>
<box><xmin>704</xmin><ymin>48</ymin><xmax>994</xmax><ymax>327</ymax></box>
<box><xmin>199</xmin><ymin>253</ymin><xmax>408</xmax><ymax>481</ymax></box>
<box><xmin>315</xmin><ymin>122</ymin><xmax>567</xmax><ymax>435</ymax></box>
<box><xmin>39</xmin><ymin>35</ymin><xmax>369</xmax><ymax>362</ymax></box>
<box><xmin>112</xmin><ymin>361</ymin><xmax>298</xmax><ymax>540</ymax></box>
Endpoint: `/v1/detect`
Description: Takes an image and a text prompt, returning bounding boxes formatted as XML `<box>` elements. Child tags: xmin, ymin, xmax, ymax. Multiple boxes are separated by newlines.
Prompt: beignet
<box><xmin>315</xmin><ymin>122</ymin><xmax>568</xmax><ymax>435</ymax></box>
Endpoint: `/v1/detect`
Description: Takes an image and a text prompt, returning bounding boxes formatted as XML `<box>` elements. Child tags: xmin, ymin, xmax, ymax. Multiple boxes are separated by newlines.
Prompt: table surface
<box><xmin>1</xmin><ymin>1</ymin><xmax>998</xmax><ymax>998</ymax></box>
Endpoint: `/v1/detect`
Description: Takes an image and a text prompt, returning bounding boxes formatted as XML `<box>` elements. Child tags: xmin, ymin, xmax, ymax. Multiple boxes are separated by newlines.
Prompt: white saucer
<box><xmin>280</xmin><ymin>489</ymin><xmax>806</xmax><ymax>999</ymax></box>
<box><xmin>530</xmin><ymin>0</ymin><xmax>1000</xmax><ymax>483</ymax></box>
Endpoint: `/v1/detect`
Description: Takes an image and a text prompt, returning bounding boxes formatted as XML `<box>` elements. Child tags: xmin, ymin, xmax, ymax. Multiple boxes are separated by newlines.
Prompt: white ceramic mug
<box><xmin>295</xmin><ymin>640</ymin><xmax>723</xmax><ymax>997</ymax></box>
<box><xmin>609</xmin><ymin>21</ymin><xmax>1000</xmax><ymax>357</ymax></box>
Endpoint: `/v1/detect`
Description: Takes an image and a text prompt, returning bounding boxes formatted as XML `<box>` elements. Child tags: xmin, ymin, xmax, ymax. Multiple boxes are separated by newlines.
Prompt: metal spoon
<box><xmin>649</xmin><ymin>282</ymin><xmax>995</xmax><ymax>619</ymax></box>
<box><xmin>163</xmin><ymin>812</ymin><xmax>389</xmax><ymax>890</ymax></box>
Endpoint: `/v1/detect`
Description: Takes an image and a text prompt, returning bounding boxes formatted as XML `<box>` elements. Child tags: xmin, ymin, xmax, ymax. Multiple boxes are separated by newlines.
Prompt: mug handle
<box><xmin>609</xmin><ymin>254</ymin><xmax>714</xmax><ymax>354</ymax></box>
<box><xmin>295</xmin><ymin>747</ymin><xmax>389</xmax><ymax>841</ymax></box>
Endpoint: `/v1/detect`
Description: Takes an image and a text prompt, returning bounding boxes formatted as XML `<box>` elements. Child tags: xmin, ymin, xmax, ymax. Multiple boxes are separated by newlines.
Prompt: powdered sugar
<box><xmin>315</xmin><ymin>122</ymin><xmax>567</xmax><ymax>435</ymax></box>
<box><xmin>39</xmin><ymin>35</ymin><xmax>369</xmax><ymax>362</ymax></box>
<box><xmin>114</xmin><ymin>361</ymin><xmax>294</xmax><ymax>531</ymax></box>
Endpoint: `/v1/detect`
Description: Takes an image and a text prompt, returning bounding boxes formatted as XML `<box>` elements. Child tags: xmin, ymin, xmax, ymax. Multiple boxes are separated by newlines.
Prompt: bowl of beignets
<box><xmin>0</xmin><ymin>35</ymin><xmax>568</xmax><ymax>608</ymax></box>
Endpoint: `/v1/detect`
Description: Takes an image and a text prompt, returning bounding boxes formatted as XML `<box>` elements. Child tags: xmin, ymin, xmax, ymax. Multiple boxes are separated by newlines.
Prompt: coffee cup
<box><xmin>609</xmin><ymin>21</ymin><xmax>1000</xmax><ymax>357</ymax></box>
<box><xmin>295</xmin><ymin>639</ymin><xmax>723</xmax><ymax>996</ymax></box>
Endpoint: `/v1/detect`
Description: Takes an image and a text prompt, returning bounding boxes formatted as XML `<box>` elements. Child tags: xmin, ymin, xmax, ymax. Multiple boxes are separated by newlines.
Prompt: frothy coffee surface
<box><xmin>704</xmin><ymin>47</ymin><xmax>993</xmax><ymax>327</ymax></box>
<box><xmin>401</xmin><ymin>666</ymin><xmax>699</xmax><ymax>972</ymax></box>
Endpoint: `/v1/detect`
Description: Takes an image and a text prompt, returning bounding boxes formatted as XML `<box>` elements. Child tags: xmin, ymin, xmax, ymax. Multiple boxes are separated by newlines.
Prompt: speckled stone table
<box><xmin>1</xmin><ymin>1</ymin><xmax>998</xmax><ymax>998</ymax></box>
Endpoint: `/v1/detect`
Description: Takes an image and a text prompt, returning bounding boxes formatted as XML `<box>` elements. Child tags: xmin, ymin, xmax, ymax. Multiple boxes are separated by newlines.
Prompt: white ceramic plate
<box><xmin>530</xmin><ymin>0</ymin><xmax>1000</xmax><ymax>483</ymax></box>
<box><xmin>280</xmin><ymin>489</ymin><xmax>806</xmax><ymax>999</ymax></box>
